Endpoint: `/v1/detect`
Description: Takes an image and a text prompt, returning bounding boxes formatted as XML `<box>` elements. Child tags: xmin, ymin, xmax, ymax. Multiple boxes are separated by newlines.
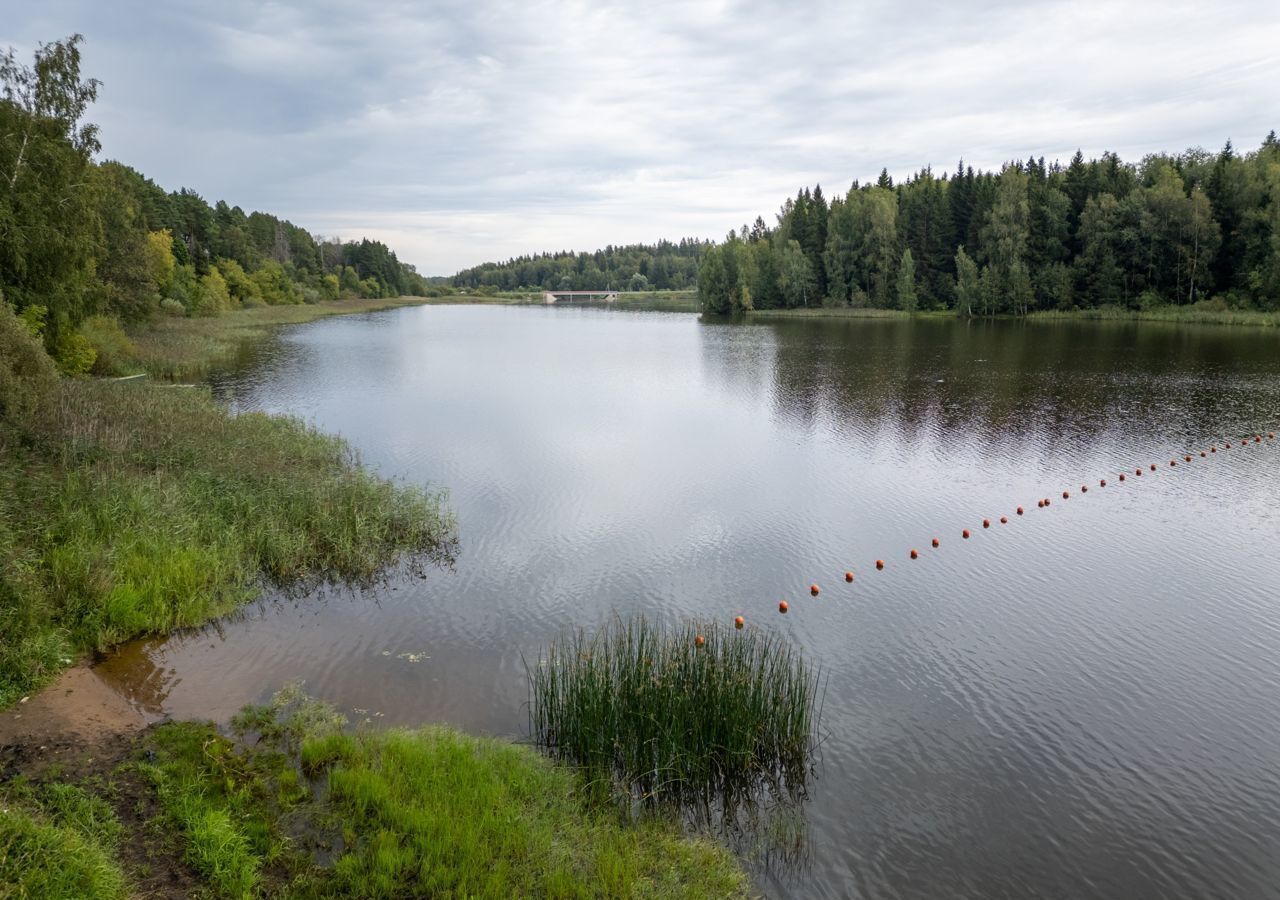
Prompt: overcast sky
<box><xmin>3</xmin><ymin>0</ymin><xmax>1278</xmax><ymax>274</ymax></box>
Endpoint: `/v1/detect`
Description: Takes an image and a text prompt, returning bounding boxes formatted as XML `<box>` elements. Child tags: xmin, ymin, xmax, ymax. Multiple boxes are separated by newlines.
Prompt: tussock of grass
<box><xmin>138</xmin><ymin>686</ymin><xmax>750</xmax><ymax>898</ymax></box>
<box><xmin>0</xmin><ymin>783</ymin><xmax>128</xmax><ymax>900</ymax></box>
<box><xmin>0</xmin><ymin>304</ymin><xmax>457</xmax><ymax>708</ymax></box>
<box><xmin>531</xmin><ymin>616</ymin><xmax>819</xmax><ymax>812</ymax></box>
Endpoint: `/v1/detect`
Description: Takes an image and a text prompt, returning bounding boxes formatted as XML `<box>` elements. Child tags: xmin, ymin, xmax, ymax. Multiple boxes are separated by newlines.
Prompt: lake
<box><xmin>97</xmin><ymin>305</ymin><xmax>1280</xmax><ymax>899</ymax></box>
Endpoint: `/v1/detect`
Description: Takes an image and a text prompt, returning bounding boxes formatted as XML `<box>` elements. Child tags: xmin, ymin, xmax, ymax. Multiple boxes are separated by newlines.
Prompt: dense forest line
<box><xmin>1</xmin><ymin>35</ymin><xmax>432</xmax><ymax>374</ymax></box>
<box><xmin>699</xmin><ymin>136</ymin><xmax>1280</xmax><ymax>315</ymax></box>
<box><xmin>452</xmin><ymin>239</ymin><xmax>712</xmax><ymax>292</ymax></box>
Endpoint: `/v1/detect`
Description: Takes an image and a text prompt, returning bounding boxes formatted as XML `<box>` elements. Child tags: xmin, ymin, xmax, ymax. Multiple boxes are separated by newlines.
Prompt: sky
<box><xmin>3</xmin><ymin>0</ymin><xmax>1278</xmax><ymax>275</ymax></box>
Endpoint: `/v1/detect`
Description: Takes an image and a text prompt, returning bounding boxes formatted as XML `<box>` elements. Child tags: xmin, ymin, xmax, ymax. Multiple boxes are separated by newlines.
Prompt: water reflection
<box><xmin>98</xmin><ymin>307</ymin><xmax>1280</xmax><ymax>899</ymax></box>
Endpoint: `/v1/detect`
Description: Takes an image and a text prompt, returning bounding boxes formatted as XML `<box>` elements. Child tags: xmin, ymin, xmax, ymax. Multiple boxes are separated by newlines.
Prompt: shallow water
<box><xmin>98</xmin><ymin>306</ymin><xmax>1280</xmax><ymax>899</ymax></box>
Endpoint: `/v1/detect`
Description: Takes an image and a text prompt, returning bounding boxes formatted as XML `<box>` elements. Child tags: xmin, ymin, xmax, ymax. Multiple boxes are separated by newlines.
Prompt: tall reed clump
<box><xmin>531</xmin><ymin>616</ymin><xmax>820</xmax><ymax>812</ymax></box>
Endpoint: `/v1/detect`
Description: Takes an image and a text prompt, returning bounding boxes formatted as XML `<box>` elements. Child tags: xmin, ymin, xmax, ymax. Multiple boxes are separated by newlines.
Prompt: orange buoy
<box><xmin>1045</xmin><ymin>498</ymin><xmax>1051</xmax><ymax>506</ymax></box>
<box><xmin>1017</xmin><ymin>506</ymin><xmax>1024</xmax><ymax>515</ymax></box>
<box><xmin>1170</xmin><ymin>460</ymin><xmax>1176</xmax><ymax>467</ymax></box>
<box><xmin>1135</xmin><ymin>469</ymin><xmax>1142</xmax><ymax>476</ymax></box>
<box><xmin>1150</xmin><ymin>463</ymin><xmax>1157</xmax><ymax>471</ymax></box>
<box><xmin>1100</xmin><ymin>479</ymin><xmax>1107</xmax><ymax>487</ymax></box>
<box><xmin>963</xmin><ymin>529</ymin><xmax>971</xmax><ymax>538</ymax></box>
<box><xmin>1225</xmin><ymin>442</ymin><xmax>1231</xmax><ymax>448</ymax></box>
<box><xmin>1185</xmin><ymin>455</ymin><xmax>1191</xmax><ymax>462</ymax></box>
<box><xmin>1200</xmin><ymin>451</ymin><xmax>1206</xmax><ymax>457</ymax></box>
<box><xmin>1037</xmin><ymin>500</ymin><xmax>1044</xmax><ymax>508</ymax></box>
<box><xmin>1211</xmin><ymin>446</ymin><xmax>1217</xmax><ymax>452</ymax></box>
<box><xmin>1269</xmin><ymin>432</ymin><xmax>1275</xmax><ymax>439</ymax></box>
<box><xmin>1000</xmin><ymin>516</ymin><xmax>1008</xmax><ymax>524</ymax></box>
<box><xmin>1081</xmin><ymin>485</ymin><xmax>1088</xmax><ymax>493</ymax></box>
<box><xmin>695</xmin><ymin>634</ymin><xmax>705</xmax><ymax>648</ymax></box>
<box><xmin>734</xmin><ymin>616</ymin><xmax>744</xmax><ymax>630</ymax></box>
<box><xmin>845</xmin><ymin>571</ymin><xmax>854</xmax><ymax>583</ymax></box>
<box><xmin>932</xmin><ymin>538</ymin><xmax>940</xmax><ymax>548</ymax></box>
<box><xmin>1119</xmin><ymin>473</ymin><xmax>1126</xmax><ymax>481</ymax></box>
<box><xmin>983</xmin><ymin>519</ymin><xmax>990</xmax><ymax>528</ymax></box>
<box><xmin>1062</xmin><ymin>490</ymin><xmax>1070</xmax><ymax>499</ymax></box>
<box><xmin>910</xmin><ymin>549</ymin><xmax>919</xmax><ymax>559</ymax></box>
<box><xmin>876</xmin><ymin>559</ymin><xmax>885</xmax><ymax>570</ymax></box>
<box><xmin>1255</xmin><ymin>436</ymin><xmax>1262</xmax><ymax>443</ymax></box>
<box><xmin>810</xmin><ymin>584</ymin><xmax>820</xmax><ymax>596</ymax></box>
<box><xmin>779</xmin><ymin>600</ymin><xmax>789</xmax><ymax>613</ymax></box>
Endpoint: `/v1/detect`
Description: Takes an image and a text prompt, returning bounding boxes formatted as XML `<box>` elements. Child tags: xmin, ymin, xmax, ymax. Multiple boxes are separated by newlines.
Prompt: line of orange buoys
<box><xmin>718</xmin><ymin>430</ymin><xmax>1278</xmax><ymax>639</ymax></box>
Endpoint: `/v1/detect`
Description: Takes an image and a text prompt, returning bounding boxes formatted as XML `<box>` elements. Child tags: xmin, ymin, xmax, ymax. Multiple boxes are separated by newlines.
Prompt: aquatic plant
<box><xmin>530</xmin><ymin>615</ymin><xmax>820</xmax><ymax>813</ymax></box>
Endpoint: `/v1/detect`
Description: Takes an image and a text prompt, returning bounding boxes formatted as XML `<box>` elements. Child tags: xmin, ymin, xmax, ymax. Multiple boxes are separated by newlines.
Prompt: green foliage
<box><xmin>531</xmin><ymin>616</ymin><xmax>818</xmax><ymax>813</ymax></box>
<box><xmin>77</xmin><ymin>314</ymin><xmax>137</xmax><ymax>376</ymax></box>
<box><xmin>0</xmin><ymin>302</ymin><xmax>58</xmax><ymax>420</ymax></box>
<box><xmin>53</xmin><ymin>329</ymin><xmax>96</xmax><ymax>375</ymax></box>
<box><xmin>896</xmin><ymin>247</ymin><xmax>917</xmax><ymax>311</ymax></box>
<box><xmin>159</xmin><ymin>297</ymin><xmax>185</xmax><ymax>317</ymax></box>
<box><xmin>192</xmin><ymin>268</ymin><xmax>232</xmax><ymax>316</ymax></box>
<box><xmin>455</xmin><ymin>239</ymin><xmax>709</xmax><ymax>293</ymax></box>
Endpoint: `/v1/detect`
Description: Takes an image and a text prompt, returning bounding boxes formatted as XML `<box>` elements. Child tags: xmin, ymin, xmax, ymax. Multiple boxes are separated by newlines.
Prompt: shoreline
<box><xmin>741</xmin><ymin>304</ymin><xmax>1280</xmax><ymax>327</ymax></box>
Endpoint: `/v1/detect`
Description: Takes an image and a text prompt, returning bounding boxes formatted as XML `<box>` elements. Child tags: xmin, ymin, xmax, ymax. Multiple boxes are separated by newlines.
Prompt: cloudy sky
<box><xmin>3</xmin><ymin>0</ymin><xmax>1278</xmax><ymax>274</ymax></box>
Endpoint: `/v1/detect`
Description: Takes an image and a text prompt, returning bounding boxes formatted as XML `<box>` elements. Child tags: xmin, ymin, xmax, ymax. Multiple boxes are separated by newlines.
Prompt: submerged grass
<box><xmin>0</xmin><ymin>304</ymin><xmax>457</xmax><ymax>709</ymax></box>
<box><xmin>531</xmin><ymin>616</ymin><xmax>820</xmax><ymax>813</ymax></box>
<box><xmin>131</xmin><ymin>685</ymin><xmax>750</xmax><ymax>898</ymax></box>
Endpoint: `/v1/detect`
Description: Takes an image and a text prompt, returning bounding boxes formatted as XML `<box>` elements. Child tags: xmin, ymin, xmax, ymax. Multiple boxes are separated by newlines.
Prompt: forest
<box><xmin>0</xmin><ymin>35</ymin><xmax>431</xmax><ymax>374</ymax></box>
<box><xmin>452</xmin><ymin>239</ymin><xmax>711</xmax><ymax>292</ymax></box>
<box><xmin>699</xmin><ymin>137</ymin><xmax>1280</xmax><ymax>315</ymax></box>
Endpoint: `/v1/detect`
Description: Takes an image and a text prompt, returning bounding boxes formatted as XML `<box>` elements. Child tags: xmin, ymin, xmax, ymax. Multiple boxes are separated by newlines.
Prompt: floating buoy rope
<box><xmin>760</xmin><ymin>427</ymin><xmax>1276</xmax><ymax>629</ymax></box>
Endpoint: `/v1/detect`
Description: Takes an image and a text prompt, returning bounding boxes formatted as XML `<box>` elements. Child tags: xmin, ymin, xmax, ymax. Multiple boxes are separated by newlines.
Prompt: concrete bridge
<box><xmin>543</xmin><ymin>290</ymin><xmax>619</xmax><ymax>304</ymax></box>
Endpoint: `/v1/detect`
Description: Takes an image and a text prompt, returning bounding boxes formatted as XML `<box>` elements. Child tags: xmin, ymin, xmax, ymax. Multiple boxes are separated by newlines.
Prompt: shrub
<box><xmin>78</xmin><ymin>316</ymin><xmax>138</xmax><ymax>376</ymax></box>
<box><xmin>0</xmin><ymin>303</ymin><xmax>59</xmax><ymax>422</ymax></box>
<box><xmin>54</xmin><ymin>331</ymin><xmax>97</xmax><ymax>376</ymax></box>
<box><xmin>159</xmin><ymin>297</ymin><xmax>186</xmax><ymax>317</ymax></box>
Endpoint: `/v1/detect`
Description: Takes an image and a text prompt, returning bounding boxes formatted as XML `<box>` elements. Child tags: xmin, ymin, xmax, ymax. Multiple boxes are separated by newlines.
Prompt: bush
<box><xmin>0</xmin><ymin>303</ymin><xmax>59</xmax><ymax>422</ymax></box>
<box><xmin>78</xmin><ymin>316</ymin><xmax>138</xmax><ymax>376</ymax></box>
<box><xmin>54</xmin><ymin>331</ymin><xmax>97</xmax><ymax>376</ymax></box>
<box><xmin>159</xmin><ymin>298</ymin><xmax>186</xmax><ymax>317</ymax></box>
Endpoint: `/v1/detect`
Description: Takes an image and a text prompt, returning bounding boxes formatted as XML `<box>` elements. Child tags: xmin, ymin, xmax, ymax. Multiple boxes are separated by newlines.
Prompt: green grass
<box><xmin>531</xmin><ymin>616</ymin><xmax>819</xmax><ymax>814</ymax></box>
<box><xmin>133</xmin><ymin>686</ymin><xmax>750</xmax><ymax>898</ymax></box>
<box><xmin>0</xmin><ymin>782</ymin><xmax>128</xmax><ymax>899</ymax></box>
<box><xmin>0</xmin><ymin>304</ymin><xmax>457</xmax><ymax>709</ymax></box>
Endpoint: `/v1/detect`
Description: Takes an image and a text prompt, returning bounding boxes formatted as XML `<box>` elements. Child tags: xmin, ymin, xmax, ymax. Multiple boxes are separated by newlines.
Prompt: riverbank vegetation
<box><xmin>532</xmin><ymin>617</ymin><xmax>819</xmax><ymax>815</ymax></box>
<box><xmin>0</xmin><ymin>35</ymin><xmax>439</xmax><ymax>380</ymax></box>
<box><xmin>698</xmin><ymin>135</ymin><xmax>1280</xmax><ymax>318</ymax></box>
<box><xmin>0</xmin><ymin>687</ymin><xmax>749</xmax><ymax>898</ymax></box>
<box><xmin>0</xmin><ymin>303</ymin><xmax>457</xmax><ymax>708</ymax></box>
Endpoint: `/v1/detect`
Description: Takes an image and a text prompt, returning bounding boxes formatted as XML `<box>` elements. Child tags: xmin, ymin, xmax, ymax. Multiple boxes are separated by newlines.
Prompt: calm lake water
<box><xmin>99</xmin><ymin>305</ymin><xmax>1280</xmax><ymax>899</ymax></box>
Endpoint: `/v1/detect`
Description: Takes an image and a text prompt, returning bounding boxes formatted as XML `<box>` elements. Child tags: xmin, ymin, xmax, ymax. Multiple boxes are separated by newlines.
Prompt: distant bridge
<box><xmin>543</xmin><ymin>290</ymin><xmax>619</xmax><ymax>304</ymax></box>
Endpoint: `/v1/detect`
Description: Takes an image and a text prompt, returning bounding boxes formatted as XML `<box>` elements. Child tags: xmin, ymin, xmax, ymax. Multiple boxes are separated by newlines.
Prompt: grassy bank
<box><xmin>0</xmin><ymin>304</ymin><xmax>457</xmax><ymax>708</ymax></box>
<box><xmin>1026</xmin><ymin>303</ymin><xmax>1280</xmax><ymax>327</ymax></box>
<box><xmin>0</xmin><ymin>688</ymin><xmax>749</xmax><ymax>899</ymax></box>
<box><xmin>118</xmin><ymin>295</ymin><xmax>436</xmax><ymax>380</ymax></box>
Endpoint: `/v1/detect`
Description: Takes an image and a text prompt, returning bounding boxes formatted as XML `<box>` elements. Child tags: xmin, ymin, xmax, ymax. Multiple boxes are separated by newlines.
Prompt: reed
<box><xmin>531</xmin><ymin>616</ymin><xmax>820</xmax><ymax>812</ymax></box>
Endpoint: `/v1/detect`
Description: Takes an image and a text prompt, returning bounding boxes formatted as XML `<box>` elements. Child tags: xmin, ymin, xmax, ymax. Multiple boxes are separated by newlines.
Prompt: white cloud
<box><xmin>2</xmin><ymin>0</ymin><xmax>1277</xmax><ymax>274</ymax></box>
